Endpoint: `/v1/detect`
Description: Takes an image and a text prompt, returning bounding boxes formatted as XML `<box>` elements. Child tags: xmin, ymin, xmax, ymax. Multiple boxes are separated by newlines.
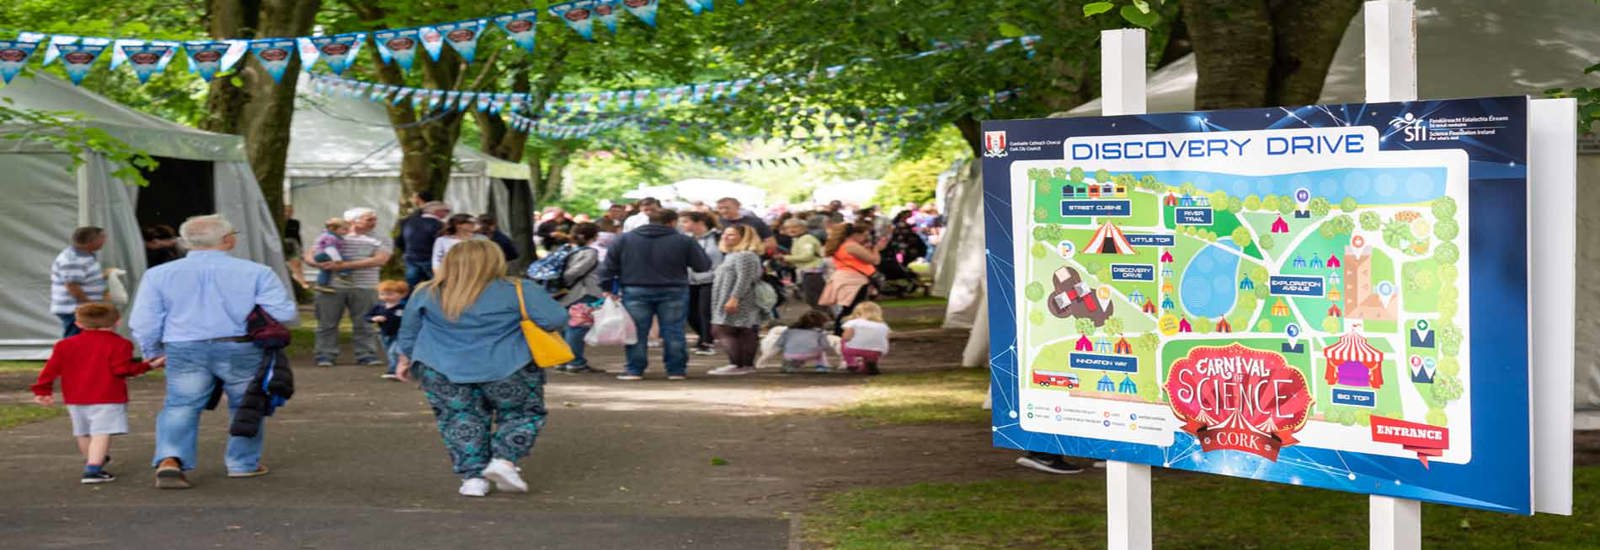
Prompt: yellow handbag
<box><xmin>514</xmin><ymin>280</ymin><xmax>575</xmax><ymax>368</ymax></box>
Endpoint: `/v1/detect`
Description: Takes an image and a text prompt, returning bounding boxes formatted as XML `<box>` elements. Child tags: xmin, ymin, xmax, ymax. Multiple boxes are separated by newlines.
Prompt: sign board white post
<box><xmin>1362</xmin><ymin>2</ymin><xmax>1423</xmax><ymax>549</ymax></box>
<box><xmin>1100</xmin><ymin>28</ymin><xmax>1152</xmax><ymax>550</ymax></box>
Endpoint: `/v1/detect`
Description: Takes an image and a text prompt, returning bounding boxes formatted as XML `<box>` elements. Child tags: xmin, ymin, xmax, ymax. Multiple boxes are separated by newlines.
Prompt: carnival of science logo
<box><xmin>1163</xmin><ymin>344</ymin><xmax>1312</xmax><ymax>461</ymax></box>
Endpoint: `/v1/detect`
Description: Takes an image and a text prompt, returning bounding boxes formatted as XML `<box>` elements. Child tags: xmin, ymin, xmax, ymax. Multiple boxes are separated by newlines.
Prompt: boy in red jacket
<box><xmin>32</xmin><ymin>303</ymin><xmax>164</xmax><ymax>484</ymax></box>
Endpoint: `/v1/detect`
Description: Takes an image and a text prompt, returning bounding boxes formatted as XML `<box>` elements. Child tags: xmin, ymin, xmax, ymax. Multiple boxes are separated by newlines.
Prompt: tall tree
<box><xmin>1171</xmin><ymin>0</ymin><xmax>1360</xmax><ymax>109</ymax></box>
<box><xmin>200</xmin><ymin>0</ymin><xmax>323</xmax><ymax>226</ymax></box>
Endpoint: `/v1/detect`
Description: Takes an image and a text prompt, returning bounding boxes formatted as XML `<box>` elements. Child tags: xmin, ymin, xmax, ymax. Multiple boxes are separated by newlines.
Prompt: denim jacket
<box><xmin>397</xmin><ymin>279</ymin><xmax>567</xmax><ymax>383</ymax></box>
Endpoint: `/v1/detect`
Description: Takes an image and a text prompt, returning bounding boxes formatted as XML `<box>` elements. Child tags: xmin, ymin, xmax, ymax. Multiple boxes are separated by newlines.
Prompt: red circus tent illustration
<box><xmin>1178</xmin><ymin>318</ymin><xmax>1192</xmax><ymax>333</ymax></box>
<box><xmin>1327</xmin><ymin>254</ymin><xmax>1342</xmax><ymax>268</ymax></box>
<box><xmin>1085</xmin><ymin>221</ymin><xmax>1136</xmax><ymax>254</ymax></box>
<box><xmin>1323</xmin><ymin>331</ymin><xmax>1385</xmax><ymax>389</ymax></box>
<box><xmin>1114</xmin><ymin>337</ymin><xmax>1133</xmax><ymax>355</ymax></box>
<box><xmin>1160</xmin><ymin>249</ymin><xmax>1174</xmax><ymax>263</ymax></box>
<box><xmin>1164</xmin><ymin>193</ymin><xmax>1179</xmax><ymax>206</ymax></box>
<box><xmin>1142</xmin><ymin>299</ymin><xmax>1157</xmax><ymax>314</ymax></box>
<box><xmin>1271</xmin><ymin>216</ymin><xmax>1290</xmax><ymax>233</ymax></box>
<box><xmin>1075</xmin><ymin>335</ymin><xmax>1094</xmax><ymax>352</ymax></box>
<box><xmin>1327</xmin><ymin>304</ymin><xmax>1343</xmax><ymax>317</ymax></box>
<box><xmin>1215</xmin><ymin>318</ymin><xmax>1232</xmax><ymax>333</ymax></box>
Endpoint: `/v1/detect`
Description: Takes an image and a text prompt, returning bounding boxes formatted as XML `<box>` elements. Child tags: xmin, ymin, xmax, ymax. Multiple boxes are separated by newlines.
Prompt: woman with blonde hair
<box><xmin>706</xmin><ymin>225</ymin><xmax>767</xmax><ymax>376</ymax></box>
<box><xmin>394</xmin><ymin>240</ymin><xmax>568</xmax><ymax>497</ymax></box>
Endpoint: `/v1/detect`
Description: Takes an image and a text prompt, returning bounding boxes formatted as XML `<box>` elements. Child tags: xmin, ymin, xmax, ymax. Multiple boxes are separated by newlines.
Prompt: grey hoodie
<box><xmin>688</xmin><ymin>229</ymin><xmax>725</xmax><ymax>286</ymax></box>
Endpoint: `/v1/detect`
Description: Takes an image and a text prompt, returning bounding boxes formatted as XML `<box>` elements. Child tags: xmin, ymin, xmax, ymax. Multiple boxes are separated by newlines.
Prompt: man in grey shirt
<box><xmin>308</xmin><ymin>207</ymin><xmax>393</xmax><ymax>367</ymax></box>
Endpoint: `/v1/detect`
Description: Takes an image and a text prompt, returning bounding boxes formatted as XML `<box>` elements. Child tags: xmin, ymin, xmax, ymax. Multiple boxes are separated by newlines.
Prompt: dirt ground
<box><xmin>3</xmin><ymin>301</ymin><xmax>1595</xmax><ymax>549</ymax></box>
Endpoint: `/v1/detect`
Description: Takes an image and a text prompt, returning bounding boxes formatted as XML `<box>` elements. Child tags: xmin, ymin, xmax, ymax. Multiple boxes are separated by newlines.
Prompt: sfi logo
<box><xmin>1390</xmin><ymin>112</ymin><xmax>1430</xmax><ymax>142</ymax></box>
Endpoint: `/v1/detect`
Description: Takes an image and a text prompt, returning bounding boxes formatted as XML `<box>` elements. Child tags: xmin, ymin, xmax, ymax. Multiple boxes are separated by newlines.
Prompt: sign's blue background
<box><xmin>982</xmin><ymin>97</ymin><xmax>1532</xmax><ymax>514</ymax></box>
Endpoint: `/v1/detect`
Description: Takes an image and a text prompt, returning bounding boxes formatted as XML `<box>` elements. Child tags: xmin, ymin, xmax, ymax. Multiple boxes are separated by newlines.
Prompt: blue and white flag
<box><xmin>42</xmin><ymin>35</ymin><xmax>81</xmax><ymax>66</ymax></box>
<box><xmin>57</xmin><ymin>42</ymin><xmax>108</xmax><ymax>85</ymax></box>
<box><xmin>296</xmin><ymin>38</ymin><xmax>320</xmax><ymax>71</ymax></box>
<box><xmin>620</xmin><ymin>0</ymin><xmax>658</xmax><ymax>27</ymax></box>
<box><xmin>249</xmin><ymin>39</ymin><xmax>297</xmax><ymax>84</ymax></box>
<box><xmin>593</xmin><ymin>1</ymin><xmax>622</xmax><ymax>33</ymax></box>
<box><xmin>549</xmin><ymin>0</ymin><xmax>600</xmax><ymax>41</ymax></box>
<box><xmin>0</xmin><ymin>40</ymin><xmax>39</xmax><ymax>84</ymax></box>
<box><xmin>374</xmin><ymin>28</ymin><xmax>422</xmax><ymax>71</ymax></box>
<box><xmin>308</xmin><ymin>33</ymin><xmax>365</xmax><ymax>75</ymax></box>
<box><xmin>417</xmin><ymin>26</ymin><xmax>446</xmax><ymax>62</ymax></box>
<box><xmin>492</xmin><ymin>10</ymin><xmax>539</xmax><ymax>54</ymax></box>
<box><xmin>120</xmin><ymin>42</ymin><xmax>176</xmax><ymax>84</ymax></box>
<box><xmin>444</xmin><ymin>91</ymin><xmax>461</xmax><ymax>110</ymax></box>
<box><xmin>684</xmin><ymin>0</ymin><xmax>705</xmax><ymax>15</ymax></box>
<box><xmin>109</xmin><ymin>39</ymin><xmax>145</xmax><ymax>69</ymax></box>
<box><xmin>434</xmin><ymin>20</ymin><xmax>486</xmax><ymax>63</ymax></box>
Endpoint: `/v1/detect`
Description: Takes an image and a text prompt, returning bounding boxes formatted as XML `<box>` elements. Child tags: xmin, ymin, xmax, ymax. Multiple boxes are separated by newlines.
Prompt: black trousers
<box><xmin>833</xmin><ymin>285</ymin><xmax>872</xmax><ymax>335</ymax></box>
<box><xmin>799</xmin><ymin>271</ymin><xmax>826</xmax><ymax>308</ymax></box>
<box><xmin>713</xmin><ymin>325</ymin><xmax>760</xmax><ymax>367</ymax></box>
<box><xmin>688</xmin><ymin>284</ymin><xmax>714</xmax><ymax>348</ymax></box>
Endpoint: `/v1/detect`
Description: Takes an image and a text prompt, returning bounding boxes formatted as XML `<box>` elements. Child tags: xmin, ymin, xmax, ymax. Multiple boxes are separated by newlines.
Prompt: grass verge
<box><xmin>0</xmin><ymin>361</ymin><xmax>42</xmax><ymax>373</ymax></box>
<box><xmin>0</xmin><ymin>403</ymin><xmax>65</xmax><ymax>430</ymax></box>
<box><xmin>835</xmin><ymin>369</ymin><xmax>989</xmax><ymax>426</ymax></box>
<box><xmin>809</xmin><ymin>467</ymin><xmax>1600</xmax><ymax>550</ymax></box>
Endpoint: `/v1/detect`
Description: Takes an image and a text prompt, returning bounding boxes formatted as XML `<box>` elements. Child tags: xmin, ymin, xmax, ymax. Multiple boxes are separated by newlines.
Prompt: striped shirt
<box><xmin>50</xmin><ymin>247</ymin><xmax>105</xmax><ymax>314</ymax></box>
<box><xmin>330</xmin><ymin>232</ymin><xmax>393</xmax><ymax>289</ymax></box>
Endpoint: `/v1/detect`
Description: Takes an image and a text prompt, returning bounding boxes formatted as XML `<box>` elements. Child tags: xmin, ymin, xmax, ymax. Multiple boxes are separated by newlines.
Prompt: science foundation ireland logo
<box><xmin>1163</xmin><ymin>344</ymin><xmax>1312</xmax><ymax>461</ymax></box>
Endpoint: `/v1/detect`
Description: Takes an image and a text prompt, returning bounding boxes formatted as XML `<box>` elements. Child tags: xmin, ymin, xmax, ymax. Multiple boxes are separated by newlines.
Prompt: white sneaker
<box><xmin>707</xmin><ymin>365</ymin><xmax>755</xmax><ymax>376</ymax></box>
<box><xmin>458</xmin><ymin>477</ymin><xmax>491</xmax><ymax>497</ymax></box>
<box><xmin>482</xmin><ymin>459</ymin><xmax>528</xmax><ymax>493</ymax></box>
<box><xmin>616</xmin><ymin>374</ymin><xmax>644</xmax><ymax>381</ymax></box>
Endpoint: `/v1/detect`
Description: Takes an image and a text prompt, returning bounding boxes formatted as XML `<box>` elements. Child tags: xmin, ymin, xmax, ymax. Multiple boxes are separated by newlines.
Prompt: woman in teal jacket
<box><xmin>395</xmin><ymin>240</ymin><xmax>568</xmax><ymax>497</ymax></box>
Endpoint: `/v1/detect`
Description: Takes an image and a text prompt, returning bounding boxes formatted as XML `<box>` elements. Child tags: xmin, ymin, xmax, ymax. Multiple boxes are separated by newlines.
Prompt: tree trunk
<box><xmin>954</xmin><ymin>114</ymin><xmax>983</xmax><ymax>159</ymax></box>
<box><xmin>1182</xmin><ymin>0</ymin><xmax>1361</xmax><ymax>110</ymax></box>
<box><xmin>200</xmin><ymin>0</ymin><xmax>320</xmax><ymax>227</ymax></box>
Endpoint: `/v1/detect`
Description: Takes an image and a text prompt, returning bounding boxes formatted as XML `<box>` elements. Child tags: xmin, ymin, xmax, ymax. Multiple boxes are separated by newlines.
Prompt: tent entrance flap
<box><xmin>136</xmin><ymin>157</ymin><xmax>216</xmax><ymax>231</ymax></box>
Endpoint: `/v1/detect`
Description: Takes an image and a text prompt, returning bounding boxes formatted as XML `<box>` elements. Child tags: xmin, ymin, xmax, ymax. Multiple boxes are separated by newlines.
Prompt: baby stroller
<box><xmin>876</xmin><ymin>249</ymin><xmax>929</xmax><ymax>298</ymax></box>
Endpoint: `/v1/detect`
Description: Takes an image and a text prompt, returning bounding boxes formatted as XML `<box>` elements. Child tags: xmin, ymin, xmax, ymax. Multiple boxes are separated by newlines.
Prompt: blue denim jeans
<box><xmin>57</xmin><ymin>313</ymin><xmax>80</xmax><ymax>338</ymax></box>
<box><xmin>404</xmin><ymin>260</ymin><xmax>434</xmax><ymax>290</ymax></box>
<box><xmin>564</xmin><ymin>325</ymin><xmax>590</xmax><ymax>369</ymax></box>
<box><xmin>151</xmin><ymin>341</ymin><xmax>265</xmax><ymax>473</ymax></box>
<box><xmin>621</xmin><ymin>286</ymin><xmax>689</xmax><ymax>376</ymax></box>
<box><xmin>381</xmin><ymin>334</ymin><xmax>400</xmax><ymax>374</ymax></box>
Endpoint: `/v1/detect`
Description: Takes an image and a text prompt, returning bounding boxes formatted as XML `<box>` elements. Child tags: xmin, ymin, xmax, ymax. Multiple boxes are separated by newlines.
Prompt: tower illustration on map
<box><xmin>1342</xmin><ymin>241</ymin><xmax>1397</xmax><ymax>321</ymax></box>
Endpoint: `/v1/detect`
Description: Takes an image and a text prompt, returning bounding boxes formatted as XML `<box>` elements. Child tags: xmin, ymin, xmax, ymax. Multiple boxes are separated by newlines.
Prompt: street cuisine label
<box><xmin>1164</xmin><ymin>344</ymin><xmax>1311</xmax><ymax>461</ymax></box>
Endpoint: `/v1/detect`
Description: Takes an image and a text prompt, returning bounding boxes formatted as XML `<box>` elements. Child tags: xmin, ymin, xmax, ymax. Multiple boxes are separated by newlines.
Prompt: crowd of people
<box><xmin>27</xmin><ymin>193</ymin><xmax>952</xmax><ymax>496</ymax></box>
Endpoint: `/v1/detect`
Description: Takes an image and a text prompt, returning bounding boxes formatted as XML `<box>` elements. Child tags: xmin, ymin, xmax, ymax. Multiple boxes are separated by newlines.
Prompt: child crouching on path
<box><xmin>779</xmin><ymin>310</ymin><xmax>834</xmax><ymax>373</ymax></box>
<box><xmin>30</xmin><ymin>303</ymin><xmax>164</xmax><ymax>484</ymax></box>
<box><xmin>840</xmin><ymin>301</ymin><xmax>890</xmax><ymax>375</ymax></box>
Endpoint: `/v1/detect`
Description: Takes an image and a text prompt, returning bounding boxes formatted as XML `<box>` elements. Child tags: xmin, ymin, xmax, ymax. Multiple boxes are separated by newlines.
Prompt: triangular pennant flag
<box><xmin>417</xmin><ymin>26</ymin><xmax>446</xmax><ymax>62</ymax></box>
<box><xmin>620</xmin><ymin>0</ymin><xmax>659</xmax><ymax>26</ymax></box>
<box><xmin>109</xmin><ymin>39</ymin><xmax>145</xmax><ymax>69</ymax></box>
<box><xmin>57</xmin><ymin>41</ymin><xmax>109</xmax><ymax>85</ymax></box>
<box><xmin>120</xmin><ymin>42</ymin><xmax>176</xmax><ymax>84</ymax></box>
<box><xmin>43</xmin><ymin>35</ymin><xmax>79</xmax><ymax>66</ymax></box>
<box><xmin>295</xmin><ymin>38</ymin><xmax>320</xmax><ymax>72</ymax></box>
<box><xmin>549</xmin><ymin>0</ymin><xmax>599</xmax><ymax>41</ymax></box>
<box><xmin>374</xmin><ymin>28</ymin><xmax>422</xmax><ymax>71</ymax></box>
<box><xmin>594</xmin><ymin>1</ymin><xmax>622</xmax><ymax>33</ymax></box>
<box><xmin>434</xmin><ymin>19</ymin><xmax>486</xmax><ymax>63</ymax></box>
<box><xmin>249</xmin><ymin>39</ymin><xmax>297</xmax><ymax>84</ymax></box>
<box><xmin>0</xmin><ymin>41</ymin><xmax>40</xmax><ymax>84</ymax></box>
<box><xmin>492</xmin><ymin>10</ymin><xmax>540</xmax><ymax>53</ymax></box>
<box><xmin>308</xmin><ymin>33</ymin><xmax>365</xmax><ymax>75</ymax></box>
<box><xmin>684</xmin><ymin>0</ymin><xmax>704</xmax><ymax>15</ymax></box>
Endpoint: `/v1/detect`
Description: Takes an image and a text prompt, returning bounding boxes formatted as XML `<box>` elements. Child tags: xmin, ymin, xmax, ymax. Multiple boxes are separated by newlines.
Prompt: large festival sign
<box><xmin>984</xmin><ymin>97</ymin><xmax>1539</xmax><ymax>513</ymax></box>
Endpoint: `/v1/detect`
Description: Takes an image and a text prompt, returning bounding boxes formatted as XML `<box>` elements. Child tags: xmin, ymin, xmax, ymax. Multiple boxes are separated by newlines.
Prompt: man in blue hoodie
<box><xmin>599</xmin><ymin>209</ymin><xmax>712</xmax><ymax>380</ymax></box>
<box><xmin>396</xmin><ymin>200</ymin><xmax>448</xmax><ymax>288</ymax></box>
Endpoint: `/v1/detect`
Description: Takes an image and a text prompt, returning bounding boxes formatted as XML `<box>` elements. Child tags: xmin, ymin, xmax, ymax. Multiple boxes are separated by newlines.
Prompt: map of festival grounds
<box><xmin>1012</xmin><ymin>159</ymin><xmax>1472</xmax><ymax>464</ymax></box>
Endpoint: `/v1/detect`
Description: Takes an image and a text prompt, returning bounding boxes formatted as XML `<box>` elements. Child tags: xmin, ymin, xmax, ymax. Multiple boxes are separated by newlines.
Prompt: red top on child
<box><xmin>31</xmin><ymin>330</ymin><xmax>153</xmax><ymax>405</ymax></box>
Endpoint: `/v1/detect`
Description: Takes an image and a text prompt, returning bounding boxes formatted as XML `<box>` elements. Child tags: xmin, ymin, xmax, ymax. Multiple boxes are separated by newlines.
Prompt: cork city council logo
<box><xmin>983</xmin><ymin>130</ymin><xmax>1008</xmax><ymax>158</ymax></box>
<box><xmin>1163</xmin><ymin>344</ymin><xmax>1312</xmax><ymax>461</ymax></box>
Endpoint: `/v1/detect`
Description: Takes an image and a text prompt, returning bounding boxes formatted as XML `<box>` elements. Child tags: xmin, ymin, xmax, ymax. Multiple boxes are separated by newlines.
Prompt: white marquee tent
<box><xmin>933</xmin><ymin>0</ymin><xmax>1600</xmax><ymax>401</ymax></box>
<box><xmin>0</xmin><ymin>73</ymin><xmax>288</xmax><ymax>359</ymax></box>
<box><xmin>286</xmin><ymin>83</ymin><xmax>530</xmax><ymax>251</ymax></box>
<box><xmin>623</xmin><ymin>178</ymin><xmax>768</xmax><ymax>208</ymax></box>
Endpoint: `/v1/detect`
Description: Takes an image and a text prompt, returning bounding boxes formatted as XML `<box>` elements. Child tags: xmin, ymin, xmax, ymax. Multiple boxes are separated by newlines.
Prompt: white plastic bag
<box><xmin>584</xmin><ymin>297</ymin><xmax>637</xmax><ymax>347</ymax></box>
<box><xmin>105</xmin><ymin>268</ymin><xmax>129</xmax><ymax>306</ymax></box>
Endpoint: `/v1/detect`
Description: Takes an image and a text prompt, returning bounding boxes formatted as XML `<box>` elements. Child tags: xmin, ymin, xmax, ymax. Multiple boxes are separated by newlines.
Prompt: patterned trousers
<box><xmin>418</xmin><ymin>363</ymin><xmax>548</xmax><ymax>479</ymax></box>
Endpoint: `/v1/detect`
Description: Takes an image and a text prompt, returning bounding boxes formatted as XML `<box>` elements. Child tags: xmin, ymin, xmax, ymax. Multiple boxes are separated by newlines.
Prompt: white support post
<box><xmin>1363</xmin><ymin>2</ymin><xmax>1422</xmax><ymax>549</ymax></box>
<box><xmin>1100</xmin><ymin>28</ymin><xmax>1152</xmax><ymax>550</ymax></box>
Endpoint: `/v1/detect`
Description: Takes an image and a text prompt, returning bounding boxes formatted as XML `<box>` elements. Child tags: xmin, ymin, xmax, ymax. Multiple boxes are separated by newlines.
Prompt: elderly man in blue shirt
<box><xmin>130</xmin><ymin>214</ymin><xmax>298</xmax><ymax>490</ymax></box>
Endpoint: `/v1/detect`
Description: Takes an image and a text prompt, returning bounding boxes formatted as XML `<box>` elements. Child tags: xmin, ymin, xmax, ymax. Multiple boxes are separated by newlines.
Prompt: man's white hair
<box><xmin>179</xmin><ymin>214</ymin><xmax>234</xmax><ymax>248</ymax></box>
<box><xmin>343</xmin><ymin>207</ymin><xmax>377</xmax><ymax>222</ymax></box>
